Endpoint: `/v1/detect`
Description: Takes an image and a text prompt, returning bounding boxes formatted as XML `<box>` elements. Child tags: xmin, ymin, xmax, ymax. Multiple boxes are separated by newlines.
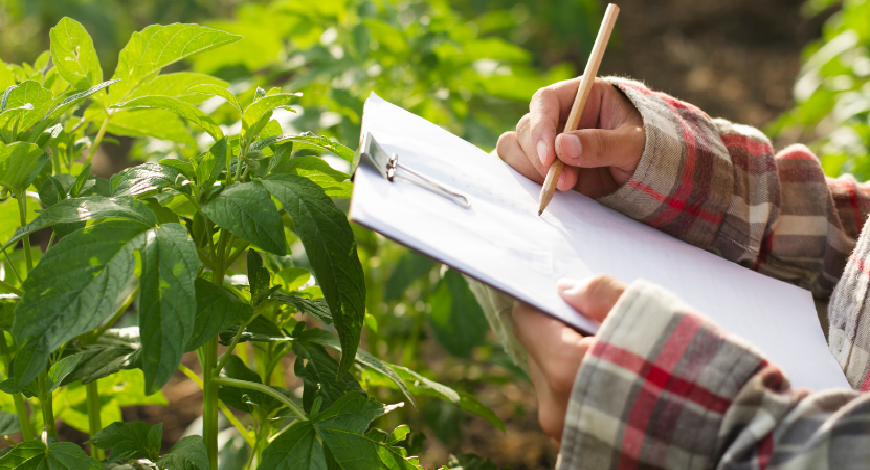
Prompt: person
<box><xmin>494</xmin><ymin>76</ymin><xmax>870</xmax><ymax>469</ymax></box>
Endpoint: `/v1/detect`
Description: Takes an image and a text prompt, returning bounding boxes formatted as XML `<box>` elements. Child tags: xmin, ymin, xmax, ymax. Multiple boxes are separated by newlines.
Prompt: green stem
<box><xmin>0</xmin><ymin>279</ymin><xmax>22</xmax><ymax>296</ymax></box>
<box><xmin>86</xmin><ymin>381</ymin><xmax>105</xmax><ymax>460</ymax></box>
<box><xmin>17</xmin><ymin>195</ymin><xmax>32</xmax><ymax>273</ymax></box>
<box><xmin>2</xmin><ymin>250</ymin><xmax>23</xmax><ymax>285</ymax></box>
<box><xmin>201</xmin><ymin>338</ymin><xmax>219</xmax><ymax>470</ymax></box>
<box><xmin>37</xmin><ymin>372</ymin><xmax>58</xmax><ymax>440</ymax></box>
<box><xmin>245</xmin><ymin>414</ymin><xmax>261</xmax><ymax>470</ymax></box>
<box><xmin>215</xmin><ymin>314</ymin><xmax>258</xmax><ymax>377</ymax></box>
<box><xmin>213</xmin><ymin>377</ymin><xmax>307</xmax><ymax>421</ymax></box>
<box><xmin>86</xmin><ymin>116</ymin><xmax>111</xmax><ymax>166</ymax></box>
<box><xmin>46</xmin><ymin>232</ymin><xmax>56</xmax><ymax>251</ymax></box>
<box><xmin>178</xmin><ymin>365</ymin><xmax>255</xmax><ymax>448</ymax></box>
<box><xmin>0</xmin><ymin>335</ymin><xmax>34</xmax><ymax>441</ymax></box>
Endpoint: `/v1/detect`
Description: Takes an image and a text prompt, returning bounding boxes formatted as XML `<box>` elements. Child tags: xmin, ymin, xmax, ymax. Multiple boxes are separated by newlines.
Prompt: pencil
<box><xmin>537</xmin><ymin>3</ymin><xmax>620</xmax><ymax>216</ymax></box>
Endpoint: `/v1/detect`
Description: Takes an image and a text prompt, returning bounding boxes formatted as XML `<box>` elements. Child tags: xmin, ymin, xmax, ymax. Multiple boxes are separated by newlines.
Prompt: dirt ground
<box><xmin>65</xmin><ymin>1</ymin><xmax>835</xmax><ymax>468</ymax></box>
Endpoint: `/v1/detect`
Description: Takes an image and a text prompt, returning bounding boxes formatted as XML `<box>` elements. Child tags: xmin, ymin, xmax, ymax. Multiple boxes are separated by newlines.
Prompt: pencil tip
<box><xmin>537</xmin><ymin>210</ymin><xmax>543</xmax><ymax>216</ymax></box>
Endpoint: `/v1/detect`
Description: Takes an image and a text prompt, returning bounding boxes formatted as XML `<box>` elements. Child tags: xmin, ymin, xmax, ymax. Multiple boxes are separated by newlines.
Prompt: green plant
<box><xmin>0</xmin><ymin>16</ymin><xmax>503</xmax><ymax>470</ymax></box>
<box><xmin>769</xmin><ymin>0</ymin><xmax>870</xmax><ymax>178</ymax></box>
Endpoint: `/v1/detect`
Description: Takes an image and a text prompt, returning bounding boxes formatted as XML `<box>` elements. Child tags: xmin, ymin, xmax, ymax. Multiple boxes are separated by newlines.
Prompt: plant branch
<box><xmin>178</xmin><ymin>364</ymin><xmax>255</xmax><ymax>447</ymax></box>
<box><xmin>214</xmin><ymin>311</ymin><xmax>260</xmax><ymax>376</ymax></box>
<box><xmin>1</xmin><ymin>250</ymin><xmax>23</xmax><ymax>285</ymax></box>
<box><xmin>85</xmin><ymin>116</ymin><xmax>111</xmax><ymax>166</ymax></box>
<box><xmin>0</xmin><ymin>334</ymin><xmax>34</xmax><ymax>441</ymax></box>
<box><xmin>0</xmin><ymin>279</ymin><xmax>22</xmax><ymax>296</ymax></box>
<box><xmin>37</xmin><ymin>371</ymin><xmax>58</xmax><ymax>440</ymax></box>
<box><xmin>213</xmin><ymin>377</ymin><xmax>308</xmax><ymax>421</ymax></box>
<box><xmin>86</xmin><ymin>381</ymin><xmax>105</xmax><ymax>460</ymax></box>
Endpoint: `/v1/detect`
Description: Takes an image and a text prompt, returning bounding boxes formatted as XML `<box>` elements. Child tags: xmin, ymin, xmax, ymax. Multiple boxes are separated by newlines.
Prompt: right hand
<box><xmin>496</xmin><ymin>77</ymin><xmax>645</xmax><ymax>199</ymax></box>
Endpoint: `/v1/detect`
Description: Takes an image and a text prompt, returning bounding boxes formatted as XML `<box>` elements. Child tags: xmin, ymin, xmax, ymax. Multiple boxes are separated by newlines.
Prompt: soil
<box><xmin>61</xmin><ymin>1</ymin><xmax>836</xmax><ymax>469</ymax></box>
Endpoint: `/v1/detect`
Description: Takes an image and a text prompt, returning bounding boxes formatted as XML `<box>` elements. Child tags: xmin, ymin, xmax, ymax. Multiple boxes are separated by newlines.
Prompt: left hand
<box><xmin>512</xmin><ymin>274</ymin><xmax>627</xmax><ymax>448</ymax></box>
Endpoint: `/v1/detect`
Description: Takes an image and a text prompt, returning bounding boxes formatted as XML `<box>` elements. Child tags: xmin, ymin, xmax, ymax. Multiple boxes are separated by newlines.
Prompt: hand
<box><xmin>496</xmin><ymin>78</ymin><xmax>645</xmax><ymax>198</ymax></box>
<box><xmin>511</xmin><ymin>274</ymin><xmax>627</xmax><ymax>448</ymax></box>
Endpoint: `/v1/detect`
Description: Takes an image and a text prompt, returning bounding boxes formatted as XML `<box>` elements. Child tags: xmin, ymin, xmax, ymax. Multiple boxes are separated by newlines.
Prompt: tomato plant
<box><xmin>0</xmin><ymin>17</ymin><xmax>501</xmax><ymax>470</ymax></box>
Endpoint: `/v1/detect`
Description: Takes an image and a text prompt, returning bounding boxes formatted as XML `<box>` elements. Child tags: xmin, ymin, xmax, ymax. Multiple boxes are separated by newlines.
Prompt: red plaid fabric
<box><xmin>556</xmin><ymin>79</ymin><xmax>870</xmax><ymax>469</ymax></box>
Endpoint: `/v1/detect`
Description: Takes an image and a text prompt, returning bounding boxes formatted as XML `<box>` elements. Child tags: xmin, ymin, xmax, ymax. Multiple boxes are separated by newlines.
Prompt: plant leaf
<box><xmin>88</xmin><ymin>108</ymin><xmax>198</xmax><ymax>146</ymax></box>
<box><xmin>46</xmin><ymin>352</ymin><xmax>84</xmax><ymax>393</ymax></box>
<box><xmin>276</xmin><ymin>156</ymin><xmax>351</xmax><ymax>198</ymax></box>
<box><xmin>218</xmin><ymin>355</ymin><xmax>280</xmax><ymax>414</ymax></box>
<box><xmin>253</xmin><ymin>132</ymin><xmax>354</xmax><ymax>162</ymax></box>
<box><xmin>127</xmin><ymin>73</ymin><xmax>227</xmax><ymax>101</ymax></box>
<box><xmin>155</xmin><ymin>435</ymin><xmax>209</xmax><ymax>470</ymax></box>
<box><xmin>111</xmin><ymin>162</ymin><xmax>191</xmax><ymax>198</ymax></box>
<box><xmin>114</xmin><ymin>95</ymin><xmax>223</xmax><ymax>141</ymax></box>
<box><xmin>261</xmin><ymin>174</ymin><xmax>365</xmax><ymax>378</ymax></box>
<box><xmin>194</xmin><ymin>137</ymin><xmax>227</xmax><ymax>189</ymax></box>
<box><xmin>89</xmin><ymin>421</ymin><xmax>162</xmax><ymax>463</ymax></box>
<box><xmin>218</xmin><ymin>315</ymin><xmax>289</xmax><ymax>344</ymax></box>
<box><xmin>0</xmin><ymin>411</ymin><xmax>19</xmax><ymax>436</ymax></box>
<box><xmin>271</xmin><ymin>292</ymin><xmax>332</xmax><ymax>324</ymax></box>
<box><xmin>189</xmin><ymin>83</ymin><xmax>242</xmax><ymax>112</ymax></box>
<box><xmin>0</xmin><ymin>81</ymin><xmax>52</xmax><ymax>141</ymax></box>
<box><xmin>63</xmin><ymin>330</ymin><xmax>141</xmax><ymax>384</ymax></box>
<box><xmin>108</xmin><ymin>24</ymin><xmax>241</xmax><ymax>105</ymax></box>
<box><xmin>137</xmin><ymin>223</ymin><xmax>199</xmax><ymax>393</ymax></box>
<box><xmin>186</xmin><ymin>278</ymin><xmax>252</xmax><ymax>351</ymax></box>
<box><xmin>3</xmin><ymin>196</ymin><xmax>158</xmax><ymax>251</ymax></box>
<box><xmin>428</xmin><ymin>269</ymin><xmax>488</xmax><ymax>359</ymax></box>
<box><xmin>11</xmin><ymin>220</ymin><xmax>151</xmax><ymax>386</ymax></box>
<box><xmin>0</xmin><ymin>142</ymin><xmax>46</xmax><ymax>194</ymax></box>
<box><xmin>49</xmin><ymin>18</ymin><xmax>103</xmax><ymax>89</ymax></box>
<box><xmin>241</xmin><ymin>95</ymin><xmax>297</xmax><ymax>144</ymax></box>
<box><xmin>28</xmin><ymin>79</ymin><xmax>120</xmax><ymax>141</ymax></box>
<box><xmin>201</xmin><ymin>181</ymin><xmax>286</xmax><ymax>255</ymax></box>
<box><xmin>384</xmin><ymin>250</ymin><xmax>435</xmax><ymax>302</ymax></box>
<box><xmin>292</xmin><ymin>340</ymin><xmax>365</xmax><ymax>414</ymax></box>
<box><xmin>258</xmin><ymin>421</ymin><xmax>325</xmax><ymax>470</ymax></box>
<box><xmin>0</xmin><ymin>441</ymin><xmax>102</xmax><ymax>470</ymax></box>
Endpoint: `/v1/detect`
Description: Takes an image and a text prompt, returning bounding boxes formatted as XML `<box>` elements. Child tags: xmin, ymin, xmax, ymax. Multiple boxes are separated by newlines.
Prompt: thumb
<box><xmin>555</xmin><ymin>126</ymin><xmax>643</xmax><ymax>172</ymax></box>
<box><xmin>556</xmin><ymin>274</ymin><xmax>627</xmax><ymax>322</ymax></box>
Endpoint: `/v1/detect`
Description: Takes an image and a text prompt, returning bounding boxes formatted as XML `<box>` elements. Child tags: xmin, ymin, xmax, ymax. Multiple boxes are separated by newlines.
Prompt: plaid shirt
<box><xmin>555</xmin><ymin>78</ymin><xmax>870</xmax><ymax>469</ymax></box>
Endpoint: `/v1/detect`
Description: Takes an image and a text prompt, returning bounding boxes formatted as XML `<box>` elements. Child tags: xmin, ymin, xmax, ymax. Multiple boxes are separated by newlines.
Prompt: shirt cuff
<box><xmin>557</xmin><ymin>280</ymin><xmax>767</xmax><ymax>470</ymax></box>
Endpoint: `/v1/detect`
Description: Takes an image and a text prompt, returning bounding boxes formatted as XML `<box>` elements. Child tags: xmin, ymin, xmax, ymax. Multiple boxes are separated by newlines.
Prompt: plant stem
<box><xmin>86</xmin><ymin>116</ymin><xmax>111</xmax><ymax>166</ymax></box>
<box><xmin>86</xmin><ymin>381</ymin><xmax>105</xmax><ymax>460</ymax></box>
<box><xmin>0</xmin><ymin>334</ymin><xmax>34</xmax><ymax>441</ymax></box>
<box><xmin>213</xmin><ymin>377</ymin><xmax>307</xmax><ymax>421</ymax></box>
<box><xmin>178</xmin><ymin>364</ymin><xmax>255</xmax><ymax>448</ymax></box>
<box><xmin>0</xmin><ymin>279</ymin><xmax>22</xmax><ymax>296</ymax></box>
<box><xmin>214</xmin><ymin>314</ymin><xmax>257</xmax><ymax>376</ymax></box>
<box><xmin>201</xmin><ymin>338</ymin><xmax>219</xmax><ymax>470</ymax></box>
<box><xmin>37</xmin><ymin>372</ymin><xmax>58</xmax><ymax>440</ymax></box>
<box><xmin>17</xmin><ymin>195</ymin><xmax>33</xmax><ymax>273</ymax></box>
<box><xmin>1</xmin><ymin>250</ymin><xmax>23</xmax><ymax>285</ymax></box>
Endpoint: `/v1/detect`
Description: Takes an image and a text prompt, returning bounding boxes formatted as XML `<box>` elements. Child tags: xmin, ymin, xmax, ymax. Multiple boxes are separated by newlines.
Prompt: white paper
<box><xmin>349</xmin><ymin>93</ymin><xmax>849</xmax><ymax>390</ymax></box>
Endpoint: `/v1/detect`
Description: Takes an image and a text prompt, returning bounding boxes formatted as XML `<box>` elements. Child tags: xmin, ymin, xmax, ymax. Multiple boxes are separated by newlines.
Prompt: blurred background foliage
<box><xmin>2</xmin><ymin>0</ymin><xmax>868</xmax><ymax>467</ymax></box>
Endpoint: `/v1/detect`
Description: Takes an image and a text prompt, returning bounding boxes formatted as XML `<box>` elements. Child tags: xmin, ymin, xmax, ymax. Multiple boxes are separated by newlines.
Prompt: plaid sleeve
<box><xmin>558</xmin><ymin>280</ymin><xmax>870</xmax><ymax>470</ymax></box>
<box><xmin>599</xmin><ymin>78</ymin><xmax>869</xmax><ymax>298</ymax></box>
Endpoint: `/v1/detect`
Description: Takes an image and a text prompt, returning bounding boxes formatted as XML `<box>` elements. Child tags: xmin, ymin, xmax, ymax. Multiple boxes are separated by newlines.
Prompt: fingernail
<box><xmin>557</xmin><ymin>171</ymin><xmax>567</xmax><ymax>189</ymax></box>
<box><xmin>536</xmin><ymin>140</ymin><xmax>547</xmax><ymax>164</ymax></box>
<box><xmin>562</xmin><ymin>134</ymin><xmax>581</xmax><ymax>157</ymax></box>
<box><xmin>556</xmin><ymin>278</ymin><xmax>581</xmax><ymax>292</ymax></box>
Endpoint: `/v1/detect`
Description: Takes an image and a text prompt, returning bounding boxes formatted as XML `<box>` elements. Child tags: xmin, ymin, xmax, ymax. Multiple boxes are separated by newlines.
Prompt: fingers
<box><xmin>556</xmin><ymin>274</ymin><xmax>627</xmax><ymax>322</ymax></box>
<box><xmin>496</xmin><ymin>131</ymin><xmax>547</xmax><ymax>183</ymax></box>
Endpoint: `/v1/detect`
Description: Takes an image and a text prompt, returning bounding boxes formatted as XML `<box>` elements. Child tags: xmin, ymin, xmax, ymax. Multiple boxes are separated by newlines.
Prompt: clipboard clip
<box><xmin>353</xmin><ymin>131</ymin><xmax>471</xmax><ymax>209</ymax></box>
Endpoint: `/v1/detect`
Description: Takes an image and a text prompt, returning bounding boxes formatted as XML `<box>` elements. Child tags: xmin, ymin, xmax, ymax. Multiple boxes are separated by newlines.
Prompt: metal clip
<box><xmin>353</xmin><ymin>131</ymin><xmax>471</xmax><ymax>208</ymax></box>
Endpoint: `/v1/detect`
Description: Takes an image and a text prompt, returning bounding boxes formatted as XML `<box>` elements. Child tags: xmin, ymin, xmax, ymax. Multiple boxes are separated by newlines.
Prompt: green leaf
<box><xmin>69</xmin><ymin>162</ymin><xmax>91</xmax><ymax>198</ymax></box>
<box><xmin>194</xmin><ymin>137</ymin><xmax>228</xmax><ymax>189</ymax></box>
<box><xmin>271</xmin><ymin>292</ymin><xmax>332</xmax><ymax>324</ymax></box>
<box><xmin>0</xmin><ymin>81</ymin><xmax>52</xmax><ymax>141</ymax></box>
<box><xmin>241</xmin><ymin>94</ymin><xmax>297</xmax><ymax>144</ymax></box>
<box><xmin>114</xmin><ymin>95</ymin><xmax>223</xmax><ymax>141</ymax></box>
<box><xmin>46</xmin><ymin>352</ymin><xmax>84</xmax><ymax>393</ymax></box>
<box><xmin>278</xmin><ymin>157</ymin><xmax>351</xmax><ymax>198</ymax></box>
<box><xmin>89</xmin><ymin>421</ymin><xmax>162</xmax><ymax>463</ymax></box>
<box><xmin>256</xmin><ymin>132</ymin><xmax>354</xmax><ymax>163</ymax></box>
<box><xmin>3</xmin><ymin>196</ymin><xmax>158</xmax><ymax>251</ymax></box>
<box><xmin>296</xmin><ymin>328</ymin><xmax>415</xmax><ymax>408</ymax></box>
<box><xmin>385</xmin><ymin>251</ymin><xmax>435</xmax><ymax>302</ymax></box>
<box><xmin>49</xmin><ymin>18</ymin><xmax>103</xmax><ymax>89</ymax></box>
<box><xmin>127</xmin><ymin>73</ymin><xmax>227</xmax><ymax>101</ymax></box>
<box><xmin>138</xmin><ymin>223</ymin><xmax>198</xmax><ymax>393</ymax></box>
<box><xmin>0</xmin><ymin>298</ymin><xmax>16</xmax><ymax>331</ymax></box>
<box><xmin>218</xmin><ymin>355</ymin><xmax>280</xmax><ymax>414</ymax></box>
<box><xmin>262</xmin><ymin>175</ymin><xmax>365</xmax><ymax>378</ymax></box>
<box><xmin>155</xmin><ymin>435</ymin><xmax>209</xmax><ymax>470</ymax></box>
<box><xmin>111</xmin><ymin>162</ymin><xmax>191</xmax><ymax>198</ymax></box>
<box><xmin>0</xmin><ymin>142</ymin><xmax>46</xmax><ymax>194</ymax></box>
<box><xmin>0</xmin><ymin>194</ymin><xmax>37</xmax><ymax>244</ymax></box>
<box><xmin>0</xmin><ymin>441</ymin><xmax>102</xmax><ymax>470</ymax></box>
<box><xmin>63</xmin><ymin>330</ymin><xmax>141</xmax><ymax>384</ymax></box>
<box><xmin>189</xmin><ymin>83</ymin><xmax>242</xmax><ymax>112</ymax></box>
<box><xmin>0</xmin><ymin>60</ymin><xmax>13</xmax><ymax>92</ymax></box>
<box><xmin>219</xmin><ymin>315</ymin><xmax>289</xmax><ymax>344</ymax></box>
<box><xmin>314</xmin><ymin>393</ymin><xmax>419</xmax><ymax>470</ymax></box>
<box><xmin>186</xmin><ymin>278</ymin><xmax>252</xmax><ymax>351</ymax></box>
<box><xmin>201</xmin><ymin>181</ymin><xmax>286</xmax><ymax>255</ymax></box>
<box><xmin>29</xmin><ymin>79</ymin><xmax>120</xmax><ymax>141</ymax></box>
<box><xmin>108</xmin><ymin>24</ymin><xmax>241</xmax><ymax>105</ymax></box>
<box><xmin>91</xmin><ymin>108</ymin><xmax>198</xmax><ymax>146</ymax></box>
<box><xmin>247</xmin><ymin>250</ymin><xmax>271</xmax><ymax>305</ymax></box>
<box><xmin>258</xmin><ymin>421</ymin><xmax>325</xmax><ymax>470</ymax></box>
<box><xmin>428</xmin><ymin>269</ymin><xmax>489</xmax><ymax>358</ymax></box>
<box><xmin>0</xmin><ymin>411</ymin><xmax>20</xmax><ymax>436</ymax></box>
<box><xmin>293</xmin><ymin>340</ymin><xmax>365</xmax><ymax>414</ymax></box>
<box><xmin>11</xmin><ymin>220</ymin><xmax>151</xmax><ymax>386</ymax></box>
